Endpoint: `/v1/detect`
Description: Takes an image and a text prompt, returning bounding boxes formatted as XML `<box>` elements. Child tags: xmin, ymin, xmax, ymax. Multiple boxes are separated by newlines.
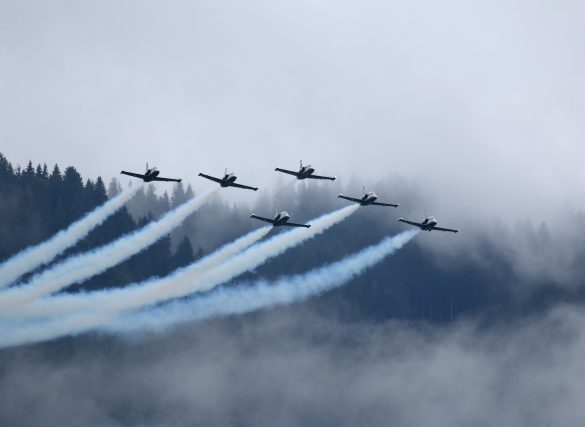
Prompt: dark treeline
<box><xmin>0</xmin><ymin>153</ymin><xmax>198</xmax><ymax>291</ymax></box>
<box><xmin>1</xmin><ymin>152</ymin><xmax>584</xmax><ymax>323</ymax></box>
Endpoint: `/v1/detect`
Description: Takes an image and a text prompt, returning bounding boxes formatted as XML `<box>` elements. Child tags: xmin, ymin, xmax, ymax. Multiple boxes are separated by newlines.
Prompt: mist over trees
<box><xmin>1</xmin><ymin>152</ymin><xmax>584</xmax><ymax>322</ymax></box>
<box><xmin>4</xmin><ymin>153</ymin><xmax>585</xmax><ymax>427</ymax></box>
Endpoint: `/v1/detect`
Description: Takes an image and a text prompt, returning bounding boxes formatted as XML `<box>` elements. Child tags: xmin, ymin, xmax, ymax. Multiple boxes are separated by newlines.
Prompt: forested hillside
<box><xmin>1</xmin><ymin>152</ymin><xmax>584</xmax><ymax>322</ymax></box>
<box><xmin>0</xmin><ymin>153</ymin><xmax>198</xmax><ymax>291</ymax></box>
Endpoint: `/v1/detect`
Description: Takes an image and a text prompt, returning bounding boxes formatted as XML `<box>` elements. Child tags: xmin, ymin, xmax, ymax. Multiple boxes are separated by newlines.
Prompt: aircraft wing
<box><xmin>283</xmin><ymin>221</ymin><xmax>311</xmax><ymax>228</ymax></box>
<box><xmin>398</xmin><ymin>218</ymin><xmax>424</xmax><ymax>229</ymax></box>
<box><xmin>230</xmin><ymin>182</ymin><xmax>259</xmax><ymax>191</ymax></box>
<box><xmin>275</xmin><ymin>168</ymin><xmax>301</xmax><ymax>178</ymax></box>
<box><xmin>337</xmin><ymin>194</ymin><xmax>363</xmax><ymax>203</ymax></box>
<box><xmin>120</xmin><ymin>171</ymin><xmax>147</xmax><ymax>180</ymax></box>
<box><xmin>250</xmin><ymin>214</ymin><xmax>276</xmax><ymax>225</ymax></box>
<box><xmin>432</xmin><ymin>226</ymin><xmax>459</xmax><ymax>233</ymax></box>
<box><xmin>152</xmin><ymin>176</ymin><xmax>182</xmax><ymax>182</ymax></box>
<box><xmin>198</xmin><ymin>173</ymin><xmax>223</xmax><ymax>184</ymax></box>
<box><xmin>307</xmin><ymin>174</ymin><xmax>336</xmax><ymax>181</ymax></box>
<box><xmin>372</xmin><ymin>201</ymin><xmax>399</xmax><ymax>207</ymax></box>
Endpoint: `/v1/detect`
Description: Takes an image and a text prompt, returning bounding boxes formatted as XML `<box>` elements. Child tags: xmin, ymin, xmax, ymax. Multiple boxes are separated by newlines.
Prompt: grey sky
<box><xmin>1</xmin><ymin>0</ymin><xmax>584</xmax><ymax>222</ymax></box>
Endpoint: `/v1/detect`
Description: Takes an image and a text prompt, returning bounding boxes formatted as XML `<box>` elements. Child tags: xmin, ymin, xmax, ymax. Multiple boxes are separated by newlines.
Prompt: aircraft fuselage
<box><xmin>296</xmin><ymin>165</ymin><xmax>315</xmax><ymax>179</ymax></box>
<box><xmin>359</xmin><ymin>192</ymin><xmax>378</xmax><ymax>205</ymax></box>
<box><xmin>142</xmin><ymin>168</ymin><xmax>160</xmax><ymax>182</ymax></box>
<box><xmin>272</xmin><ymin>211</ymin><xmax>291</xmax><ymax>226</ymax></box>
<box><xmin>420</xmin><ymin>216</ymin><xmax>439</xmax><ymax>231</ymax></box>
<box><xmin>221</xmin><ymin>173</ymin><xmax>238</xmax><ymax>187</ymax></box>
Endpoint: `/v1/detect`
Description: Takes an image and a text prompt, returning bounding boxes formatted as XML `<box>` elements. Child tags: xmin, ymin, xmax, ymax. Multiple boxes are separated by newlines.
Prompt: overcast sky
<box><xmin>1</xmin><ymin>0</ymin><xmax>584</xmax><ymax>222</ymax></box>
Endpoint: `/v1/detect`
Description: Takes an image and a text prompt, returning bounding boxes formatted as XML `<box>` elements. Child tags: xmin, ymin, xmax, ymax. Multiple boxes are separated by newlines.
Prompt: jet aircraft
<box><xmin>250</xmin><ymin>211</ymin><xmax>311</xmax><ymax>228</ymax></box>
<box><xmin>398</xmin><ymin>216</ymin><xmax>459</xmax><ymax>233</ymax></box>
<box><xmin>198</xmin><ymin>169</ymin><xmax>258</xmax><ymax>191</ymax></box>
<box><xmin>275</xmin><ymin>160</ymin><xmax>336</xmax><ymax>181</ymax></box>
<box><xmin>121</xmin><ymin>163</ymin><xmax>181</xmax><ymax>183</ymax></box>
<box><xmin>337</xmin><ymin>187</ymin><xmax>399</xmax><ymax>207</ymax></box>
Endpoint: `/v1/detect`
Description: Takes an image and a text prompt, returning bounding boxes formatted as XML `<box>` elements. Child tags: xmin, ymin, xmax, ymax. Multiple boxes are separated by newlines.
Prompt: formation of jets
<box><xmin>120</xmin><ymin>161</ymin><xmax>459</xmax><ymax>233</ymax></box>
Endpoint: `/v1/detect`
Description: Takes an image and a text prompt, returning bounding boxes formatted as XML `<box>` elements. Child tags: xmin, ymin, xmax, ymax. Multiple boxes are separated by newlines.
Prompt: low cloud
<box><xmin>2</xmin><ymin>304</ymin><xmax>585</xmax><ymax>427</ymax></box>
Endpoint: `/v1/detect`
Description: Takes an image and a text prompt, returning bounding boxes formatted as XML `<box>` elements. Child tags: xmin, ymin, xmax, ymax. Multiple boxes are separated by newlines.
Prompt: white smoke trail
<box><xmin>6</xmin><ymin>205</ymin><xmax>357</xmax><ymax>319</ymax></box>
<box><xmin>0</xmin><ymin>190</ymin><xmax>217</xmax><ymax>311</ymax></box>
<box><xmin>0</xmin><ymin>184</ymin><xmax>143</xmax><ymax>289</ymax></box>
<box><xmin>0</xmin><ymin>206</ymin><xmax>358</xmax><ymax>347</ymax></box>
<box><xmin>12</xmin><ymin>225</ymin><xmax>272</xmax><ymax>319</ymax></box>
<box><xmin>107</xmin><ymin>230</ymin><xmax>419</xmax><ymax>335</ymax></box>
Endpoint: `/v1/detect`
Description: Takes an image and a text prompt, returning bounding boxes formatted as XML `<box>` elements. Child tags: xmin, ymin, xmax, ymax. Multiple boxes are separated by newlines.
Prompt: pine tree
<box><xmin>85</xmin><ymin>178</ymin><xmax>95</xmax><ymax>197</ymax></box>
<box><xmin>60</xmin><ymin>166</ymin><xmax>85</xmax><ymax>226</ymax></box>
<box><xmin>173</xmin><ymin>236</ymin><xmax>194</xmax><ymax>269</ymax></box>
<box><xmin>0</xmin><ymin>153</ymin><xmax>14</xmax><ymax>183</ymax></box>
<box><xmin>93</xmin><ymin>177</ymin><xmax>108</xmax><ymax>205</ymax></box>
<box><xmin>149</xmin><ymin>234</ymin><xmax>173</xmax><ymax>277</ymax></box>
<box><xmin>185</xmin><ymin>184</ymin><xmax>195</xmax><ymax>200</ymax></box>
<box><xmin>171</xmin><ymin>182</ymin><xmax>187</xmax><ymax>208</ymax></box>
<box><xmin>125</xmin><ymin>214</ymin><xmax>173</xmax><ymax>280</ymax></box>
<box><xmin>108</xmin><ymin>178</ymin><xmax>121</xmax><ymax>198</ymax></box>
<box><xmin>161</xmin><ymin>191</ymin><xmax>171</xmax><ymax>213</ymax></box>
<box><xmin>41</xmin><ymin>163</ymin><xmax>49</xmax><ymax>180</ymax></box>
<box><xmin>47</xmin><ymin>164</ymin><xmax>63</xmax><ymax>232</ymax></box>
<box><xmin>49</xmin><ymin>164</ymin><xmax>62</xmax><ymax>186</ymax></box>
<box><xmin>195</xmin><ymin>246</ymin><xmax>204</xmax><ymax>260</ymax></box>
<box><xmin>144</xmin><ymin>184</ymin><xmax>160</xmax><ymax>217</ymax></box>
<box><xmin>62</xmin><ymin>166</ymin><xmax>84</xmax><ymax>198</ymax></box>
<box><xmin>22</xmin><ymin>160</ymin><xmax>35</xmax><ymax>183</ymax></box>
